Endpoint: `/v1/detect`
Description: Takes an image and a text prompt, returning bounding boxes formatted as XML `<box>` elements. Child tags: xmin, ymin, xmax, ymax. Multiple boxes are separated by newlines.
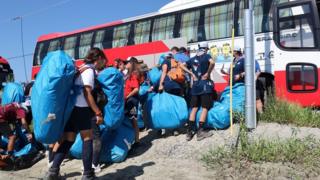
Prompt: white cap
<box><xmin>233</xmin><ymin>45</ymin><xmax>242</xmax><ymax>52</ymax></box>
<box><xmin>198</xmin><ymin>42</ymin><xmax>209</xmax><ymax>49</ymax></box>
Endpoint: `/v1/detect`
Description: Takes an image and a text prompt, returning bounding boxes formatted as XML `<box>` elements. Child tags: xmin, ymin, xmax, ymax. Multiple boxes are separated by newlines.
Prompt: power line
<box><xmin>0</xmin><ymin>0</ymin><xmax>74</xmax><ymax>24</ymax></box>
<box><xmin>6</xmin><ymin>53</ymin><xmax>34</xmax><ymax>60</ymax></box>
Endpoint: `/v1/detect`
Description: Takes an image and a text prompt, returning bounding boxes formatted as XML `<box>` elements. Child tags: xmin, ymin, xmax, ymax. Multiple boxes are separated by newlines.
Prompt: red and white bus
<box><xmin>32</xmin><ymin>0</ymin><xmax>320</xmax><ymax>107</ymax></box>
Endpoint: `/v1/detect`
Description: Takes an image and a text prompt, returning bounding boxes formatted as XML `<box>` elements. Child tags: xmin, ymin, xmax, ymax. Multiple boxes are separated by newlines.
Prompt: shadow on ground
<box><xmin>98</xmin><ymin>161</ymin><xmax>155</xmax><ymax>180</ymax></box>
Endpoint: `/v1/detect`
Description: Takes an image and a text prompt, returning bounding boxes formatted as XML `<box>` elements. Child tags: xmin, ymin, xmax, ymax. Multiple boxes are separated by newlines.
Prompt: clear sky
<box><xmin>0</xmin><ymin>0</ymin><xmax>172</xmax><ymax>82</ymax></box>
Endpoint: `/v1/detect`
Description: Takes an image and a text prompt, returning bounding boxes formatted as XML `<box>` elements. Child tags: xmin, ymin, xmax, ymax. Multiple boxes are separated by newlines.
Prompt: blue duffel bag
<box><xmin>70</xmin><ymin>122</ymin><xmax>135</xmax><ymax>163</ymax></box>
<box><xmin>97</xmin><ymin>67</ymin><xmax>124</xmax><ymax>130</ymax></box>
<box><xmin>31</xmin><ymin>51</ymin><xmax>77</xmax><ymax>144</ymax></box>
<box><xmin>145</xmin><ymin>92</ymin><xmax>188</xmax><ymax>129</ymax></box>
<box><xmin>196</xmin><ymin>83</ymin><xmax>245</xmax><ymax>129</ymax></box>
<box><xmin>1</xmin><ymin>82</ymin><xmax>25</xmax><ymax>105</ymax></box>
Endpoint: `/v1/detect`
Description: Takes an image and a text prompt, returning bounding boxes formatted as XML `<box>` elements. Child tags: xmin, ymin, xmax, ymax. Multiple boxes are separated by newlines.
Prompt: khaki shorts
<box><xmin>0</xmin><ymin>122</ymin><xmax>16</xmax><ymax>137</ymax></box>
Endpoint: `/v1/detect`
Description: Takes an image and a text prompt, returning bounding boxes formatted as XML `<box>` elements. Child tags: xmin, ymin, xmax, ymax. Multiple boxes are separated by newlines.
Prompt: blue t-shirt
<box><xmin>186</xmin><ymin>53</ymin><xmax>214</xmax><ymax>95</ymax></box>
<box><xmin>233</xmin><ymin>57</ymin><xmax>261</xmax><ymax>83</ymax></box>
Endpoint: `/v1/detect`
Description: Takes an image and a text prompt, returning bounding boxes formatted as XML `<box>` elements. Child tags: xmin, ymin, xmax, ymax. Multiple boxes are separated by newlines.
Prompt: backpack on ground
<box><xmin>167</xmin><ymin>59</ymin><xmax>185</xmax><ymax>84</ymax></box>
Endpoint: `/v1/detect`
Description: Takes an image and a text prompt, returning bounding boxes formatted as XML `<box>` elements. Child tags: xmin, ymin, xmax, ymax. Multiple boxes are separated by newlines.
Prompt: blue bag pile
<box><xmin>0</xmin><ymin>128</ymin><xmax>37</xmax><ymax>157</ymax></box>
<box><xmin>31</xmin><ymin>51</ymin><xmax>77</xmax><ymax>144</ymax></box>
<box><xmin>196</xmin><ymin>83</ymin><xmax>245</xmax><ymax>129</ymax></box>
<box><xmin>145</xmin><ymin>92</ymin><xmax>188</xmax><ymax>129</ymax></box>
<box><xmin>70</xmin><ymin>121</ymin><xmax>135</xmax><ymax>163</ymax></box>
<box><xmin>97</xmin><ymin>67</ymin><xmax>125</xmax><ymax>129</ymax></box>
<box><xmin>1</xmin><ymin>82</ymin><xmax>24</xmax><ymax>105</ymax></box>
<box><xmin>148</xmin><ymin>67</ymin><xmax>161</xmax><ymax>87</ymax></box>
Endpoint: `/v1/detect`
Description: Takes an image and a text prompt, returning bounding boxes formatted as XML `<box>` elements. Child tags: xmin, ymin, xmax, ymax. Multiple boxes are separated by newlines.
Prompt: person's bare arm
<box><xmin>83</xmin><ymin>86</ymin><xmax>103</xmax><ymax>125</ymax></box>
<box><xmin>180</xmin><ymin>63</ymin><xmax>198</xmax><ymax>81</ymax></box>
<box><xmin>126</xmin><ymin>88</ymin><xmax>139</xmax><ymax>99</ymax></box>
<box><xmin>159</xmin><ymin>64</ymin><xmax>168</xmax><ymax>91</ymax></box>
<box><xmin>202</xmin><ymin>58</ymin><xmax>215</xmax><ymax>80</ymax></box>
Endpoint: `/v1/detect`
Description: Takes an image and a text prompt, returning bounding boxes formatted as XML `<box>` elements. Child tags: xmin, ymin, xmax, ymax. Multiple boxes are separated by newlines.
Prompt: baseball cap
<box><xmin>198</xmin><ymin>42</ymin><xmax>209</xmax><ymax>49</ymax></box>
<box><xmin>233</xmin><ymin>45</ymin><xmax>242</xmax><ymax>52</ymax></box>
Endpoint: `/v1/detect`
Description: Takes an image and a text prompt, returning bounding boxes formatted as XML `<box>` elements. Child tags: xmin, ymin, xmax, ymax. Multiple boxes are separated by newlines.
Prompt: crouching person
<box><xmin>45</xmin><ymin>48</ymin><xmax>105</xmax><ymax>180</ymax></box>
<box><xmin>180</xmin><ymin>42</ymin><xmax>215</xmax><ymax>141</ymax></box>
<box><xmin>0</xmin><ymin>102</ymin><xmax>31</xmax><ymax>160</ymax></box>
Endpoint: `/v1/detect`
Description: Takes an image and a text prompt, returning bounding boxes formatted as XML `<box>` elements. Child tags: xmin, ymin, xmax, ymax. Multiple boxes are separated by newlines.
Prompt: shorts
<box><xmin>0</xmin><ymin>122</ymin><xmax>16</xmax><ymax>137</ymax></box>
<box><xmin>64</xmin><ymin>107</ymin><xmax>94</xmax><ymax>133</ymax></box>
<box><xmin>190</xmin><ymin>94</ymin><xmax>213</xmax><ymax>109</ymax></box>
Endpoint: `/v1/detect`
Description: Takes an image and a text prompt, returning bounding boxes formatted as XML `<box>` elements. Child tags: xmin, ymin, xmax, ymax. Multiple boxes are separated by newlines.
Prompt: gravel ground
<box><xmin>1</xmin><ymin>123</ymin><xmax>320</xmax><ymax>180</ymax></box>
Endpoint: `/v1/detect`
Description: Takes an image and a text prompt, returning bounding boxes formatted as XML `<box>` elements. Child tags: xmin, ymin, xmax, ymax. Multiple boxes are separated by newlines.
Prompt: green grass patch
<box><xmin>259</xmin><ymin>97</ymin><xmax>320</xmax><ymax>128</ymax></box>
<box><xmin>202</xmin><ymin>125</ymin><xmax>320</xmax><ymax>177</ymax></box>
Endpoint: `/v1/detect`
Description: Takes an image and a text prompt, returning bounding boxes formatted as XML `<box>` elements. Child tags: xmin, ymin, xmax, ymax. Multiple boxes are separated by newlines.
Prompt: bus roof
<box><xmin>38</xmin><ymin>0</ymin><xmax>222</xmax><ymax>42</ymax></box>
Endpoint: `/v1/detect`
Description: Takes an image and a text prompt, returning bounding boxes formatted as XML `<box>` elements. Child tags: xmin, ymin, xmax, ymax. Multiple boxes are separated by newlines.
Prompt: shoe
<box><xmin>82</xmin><ymin>169</ymin><xmax>96</xmax><ymax>180</ymax></box>
<box><xmin>196</xmin><ymin>128</ymin><xmax>213</xmax><ymax>141</ymax></box>
<box><xmin>47</xmin><ymin>161</ymin><xmax>53</xmax><ymax>168</ymax></box>
<box><xmin>82</xmin><ymin>164</ymin><xmax>101</xmax><ymax>174</ymax></box>
<box><xmin>186</xmin><ymin>129</ymin><xmax>196</xmax><ymax>141</ymax></box>
<box><xmin>173</xmin><ymin>130</ymin><xmax>179</xmax><ymax>136</ymax></box>
<box><xmin>92</xmin><ymin>164</ymin><xmax>101</xmax><ymax>174</ymax></box>
<box><xmin>43</xmin><ymin>168</ymin><xmax>61</xmax><ymax>180</ymax></box>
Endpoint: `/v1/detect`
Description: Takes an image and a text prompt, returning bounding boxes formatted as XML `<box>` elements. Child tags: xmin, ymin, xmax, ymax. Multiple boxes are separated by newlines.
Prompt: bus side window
<box><xmin>152</xmin><ymin>15</ymin><xmax>175</xmax><ymax>41</ymax></box>
<box><xmin>79</xmin><ymin>32</ymin><xmax>94</xmax><ymax>59</ymax></box>
<box><xmin>134</xmin><ymin>20</ymin><xmax>151</xmax><ymax>45</ymax></box>
<box><xmin>64</xmin><ymin>36</ymin><xmax>78</xmax><ymax>59</ymax></box>
<box><xmin>180</xmin><ymin>10</ymin><xmax>201</xmax><ymax>43</ymax></box>
<box><xmin>204</xmin><ymin>1</ymin><xmax>234</xmax><ymax>40</ymax></box>
<box><xmin>34</xmin><ymin>42</ymin><xmax>47</xmax><ymax>66</ymax></box>
<box><xmin>47</xmin><ymin>39</ymin><xmax>62</xmax><ymax>53</ymax></box>
<box><xmin>93</xmin><ymin>29</ymin><xmax>105</xmax><ymax>49</ymax></box>
<box><xmin>112</xmin><ymin>24</ymin><xmax>131</xmax><ymax>48</ymax></box>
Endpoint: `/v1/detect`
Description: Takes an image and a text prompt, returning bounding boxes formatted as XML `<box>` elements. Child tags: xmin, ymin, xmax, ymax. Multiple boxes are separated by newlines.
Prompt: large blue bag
<box><xmin>196</xmin><ymin>83</ymin><xmax>245</xmax><ymax>129</ymax></box>
<box><xmin>1</xmin><ymin>82</ymin><xmax>25</xmax><ymax>105</ymax></box>
<box><xmin>148</xmin><ymin>68</ymin><xmax>161</xmax><ymax>86</ymax></box>
<box><xmin>31</xmin><ymin>51</ymin><xmax>76</xmax><ymax>144</ymax></box>
<box><xmin>145</xmin><ymin>92</ymin><xmax>188</xmax><ymax>129</ymax></box>
<box><xmin>70</xmin><ymin>122</ymin><xmax>135</xmax><ymax>163</ymax></box>
<box><xmin>97</xmin><ymin>67</ymin><xmax>124</xmax><ymax>129</ymax></box>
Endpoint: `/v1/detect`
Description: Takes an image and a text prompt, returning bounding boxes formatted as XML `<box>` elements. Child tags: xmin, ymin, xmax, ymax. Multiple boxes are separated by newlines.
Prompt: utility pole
<box><xmin>244</xmin><ymin>0</ymin><xmax>256</xmax><ymax>129</ymax></box>
<box><xmin>13</xmin><ymin>16</ymin><xmax>29</xmax><ymax>83</ymax></box>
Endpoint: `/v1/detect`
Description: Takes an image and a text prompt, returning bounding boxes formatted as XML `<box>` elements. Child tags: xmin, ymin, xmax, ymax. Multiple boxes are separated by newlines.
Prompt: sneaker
<box><xmin>173</xmin><ymin>130</ymin><xmax>179</xmax><ymax>136</ymax></box>
<box><xmin>47</xmin><ymin>161</ymin><xmax>53</xmax><ymax>168</ymax></box>
<box><xmin>82</xmin><ymin>169</ymin><xmax>96</xmax><ymax>180</ymax></box>
<box><xmin>44</xmin><ymin>168</ymin><xmax>61</xmax><ymax>180</ymax></box>
<box><xmin>186</xmin><ymin>129</ymin><xmax>196</xmax><ymax>141</ymax></box>
<box><xmin>196</xmin><ymin>128</ymin><xmax>213</xmax><ymax>141</ymax></box>
<box><xmin>92</xmin><ymin>164</ymin><xmax>101</xmax><ymax>174</ymax></box>
<box><xmin>82</xmin><ymin>164</ymin><xmax>101</xmax><ymax>174</ymax></box>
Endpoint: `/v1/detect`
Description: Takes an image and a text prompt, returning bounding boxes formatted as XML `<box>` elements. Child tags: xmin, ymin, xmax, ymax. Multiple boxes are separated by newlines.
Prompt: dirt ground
<box><xmin>1</xmin><ymin>123</ymin><xmax>320</xmax><ymax>180</ymax></box>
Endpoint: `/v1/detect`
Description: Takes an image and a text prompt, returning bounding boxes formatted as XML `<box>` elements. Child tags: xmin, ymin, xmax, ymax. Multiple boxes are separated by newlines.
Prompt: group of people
<box><xmin>0</xmin><ymin>42</ymin><xmax>264</xmax><ymax>179</ymax></box>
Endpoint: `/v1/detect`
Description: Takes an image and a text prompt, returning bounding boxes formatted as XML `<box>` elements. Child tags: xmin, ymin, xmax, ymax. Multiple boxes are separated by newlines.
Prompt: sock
<box><xmin>188</xmin><ymin>121</ymin><xmax>196</xmax><ymax>131</ymax></box>
<box><xmin>48</xmin><ymin>147</ymin><xmax>54</xmax><ymax>162</ymax></box>
<box><xmin>82</xmin><ymin>139</ymin><xmax>93</xmax><ymax>173</ymax></box>
<box><xmin>199</xmin><ymin>122</ymin><xmax>205</xmax><ymax>129</ymax></box>
<box><xmin>92</xmin><ymin>138</ymin><xmax>101</xmax><ymax>166</ymax></box>
<box><xmin>51</xmin><ymin>141</ymin><xmax>74</xmax><ymax>169</ymax></box>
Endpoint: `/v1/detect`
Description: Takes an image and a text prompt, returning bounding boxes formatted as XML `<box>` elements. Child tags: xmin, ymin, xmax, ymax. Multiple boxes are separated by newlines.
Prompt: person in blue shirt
<box><xmin>221</xmin><ymin>46</ymin><xmax>264</xmax><ymax>113</ymax></box>
<box><xmin>180</xmin><ymin>42</ymin><xmax>215</xmax><ymax>141</ymax></box>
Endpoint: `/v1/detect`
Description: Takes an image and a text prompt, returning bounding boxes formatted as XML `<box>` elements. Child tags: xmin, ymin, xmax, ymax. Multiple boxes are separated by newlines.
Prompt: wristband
<box><xmin>95</xmin><ymin>111</ymin><xmax>102</xmax><ymax>117</ymax></box>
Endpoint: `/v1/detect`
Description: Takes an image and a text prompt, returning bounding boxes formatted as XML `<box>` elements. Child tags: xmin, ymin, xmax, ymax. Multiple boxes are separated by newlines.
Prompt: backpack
<box><xmin>167</xmin><ymin>59</ymin><xmax>185</xmax><ymax>84</ymax></box>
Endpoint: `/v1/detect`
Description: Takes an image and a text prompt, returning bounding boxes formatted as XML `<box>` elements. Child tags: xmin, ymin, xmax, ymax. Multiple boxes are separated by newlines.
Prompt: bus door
<box><xmin>273</xmin><ymin>0</ymin><xmax>320</xmax><ymax>106</ymax></box>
